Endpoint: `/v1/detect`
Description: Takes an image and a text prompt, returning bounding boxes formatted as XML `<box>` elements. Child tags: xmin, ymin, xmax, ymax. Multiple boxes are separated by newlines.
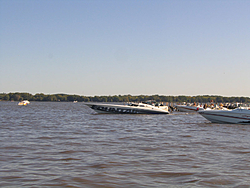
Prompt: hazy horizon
<box><xmin>1</xmin><ymin>91</ymin><xmax>249</xmax><ymax>98</ymax></box>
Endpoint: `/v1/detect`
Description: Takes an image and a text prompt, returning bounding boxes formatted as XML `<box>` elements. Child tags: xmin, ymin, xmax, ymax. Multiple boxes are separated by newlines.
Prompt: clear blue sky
<box><xmin>1</xmin><ymin>0</ymin><xmax>249</xmax><ymax>97</ymax></box>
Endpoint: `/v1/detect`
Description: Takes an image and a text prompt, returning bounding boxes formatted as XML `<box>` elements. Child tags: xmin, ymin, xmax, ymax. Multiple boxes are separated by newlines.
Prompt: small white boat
<box><xmin>175</xmin><ymin>105</ymin><xmax>204</xmax><ymax>112</ymax></box>
<box><xmin>18</xmin><ymin>100</ymin><xmax>30</xmax><ymax>106</ymax></box>
<box><xmin>198</xmin><ymin>108</ymin><xmax>250</xmax><ymax>124</ymax></box>
<box><xmin>84</xmin><ymin>102</ymin><xmax>169</xmax><ymax>114</ymax></box>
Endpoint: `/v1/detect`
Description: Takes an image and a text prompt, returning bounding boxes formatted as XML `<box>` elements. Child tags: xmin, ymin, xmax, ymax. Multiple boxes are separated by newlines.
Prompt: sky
<box><xmin>0</xmin><ymin>0</ymin><xmax>250</xmax><ymax>97</ymax></box>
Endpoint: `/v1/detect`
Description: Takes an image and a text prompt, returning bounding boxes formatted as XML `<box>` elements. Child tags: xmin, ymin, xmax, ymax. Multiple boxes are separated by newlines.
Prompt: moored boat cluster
<box><xmin>84</xmin><ymin>101</ymin><xmax>250</xmax><ymax>124</ymax></box>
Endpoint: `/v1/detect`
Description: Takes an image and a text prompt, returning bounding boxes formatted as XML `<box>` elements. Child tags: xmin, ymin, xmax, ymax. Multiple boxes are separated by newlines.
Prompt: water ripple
<box><xmin>0</xmin><ymin>102</ymin><xmax>250</xmax><ymax>187</ymax></box>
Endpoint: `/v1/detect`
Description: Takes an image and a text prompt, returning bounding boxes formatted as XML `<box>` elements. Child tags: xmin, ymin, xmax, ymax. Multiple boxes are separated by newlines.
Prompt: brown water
<box><xmin>0</xmin><ymin>102</ymin><xmax>250</xmax><ymax>188</ymax></box>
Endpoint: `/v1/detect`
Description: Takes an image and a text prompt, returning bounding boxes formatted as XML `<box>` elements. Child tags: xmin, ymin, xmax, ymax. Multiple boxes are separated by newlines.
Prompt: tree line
<box><xmin>0</xmin><ymin>92</ymin><xmax>250</xmax><ymax>104</ymax></box>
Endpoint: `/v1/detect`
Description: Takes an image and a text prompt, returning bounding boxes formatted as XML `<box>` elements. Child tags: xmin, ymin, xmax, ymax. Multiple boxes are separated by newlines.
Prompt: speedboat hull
<box><xmin>84</xmin><ymin>103</ymin><xmax>169</xmax><ymax>114</ymax></box>
<box><xmin>199</xmin><ymin>108</ymin><xmax>250</xmax><ymax>124</ymax></box>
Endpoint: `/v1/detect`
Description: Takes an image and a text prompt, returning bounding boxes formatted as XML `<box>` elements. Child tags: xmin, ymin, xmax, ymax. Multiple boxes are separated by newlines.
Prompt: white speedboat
<box><xmin>84</xmin><ymin>102</ymin><xmax>170</xmax><ymax>114</ymax></box>
<box><xmin>18</xmin><ymin>100</ymin><xmax>30</xmax><ymax>106</ymax></box>
<box><xmin>175</xmin><ymin>105</ymin><xmax>204</xmax><ymax>112</ymax></box>
<box><xmin>198</xmin><ymin>108</ymin><xmax>250</xmax><ymax>124</ymax></box>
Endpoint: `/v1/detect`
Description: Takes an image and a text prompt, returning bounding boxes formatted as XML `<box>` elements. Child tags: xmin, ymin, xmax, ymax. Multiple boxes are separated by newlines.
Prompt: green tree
<box><xmin>3</xmin><ymin>95</ymin><xmax>10</xmax><ymax>101</ymax></box>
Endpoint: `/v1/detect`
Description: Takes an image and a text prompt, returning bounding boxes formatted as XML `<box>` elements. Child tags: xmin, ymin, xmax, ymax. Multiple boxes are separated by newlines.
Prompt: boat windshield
<box><xmin>129</xmin><ymin>103</ymin><xmax>139</xmax><ymax>107</ymax></box>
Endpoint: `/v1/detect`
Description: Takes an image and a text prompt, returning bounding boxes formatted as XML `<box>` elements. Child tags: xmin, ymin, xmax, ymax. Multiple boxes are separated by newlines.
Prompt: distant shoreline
<box><xmin>1</xmin><ymin>92</ymin><xmax>250</xmax><ymax>103</ymax></box>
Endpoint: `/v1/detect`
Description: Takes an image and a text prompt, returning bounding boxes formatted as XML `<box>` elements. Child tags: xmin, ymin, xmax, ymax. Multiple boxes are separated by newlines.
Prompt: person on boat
<box><xmin>203</xmin><ymin>103</ymin><xmax>208</xmax><ymax>109</ymax></box>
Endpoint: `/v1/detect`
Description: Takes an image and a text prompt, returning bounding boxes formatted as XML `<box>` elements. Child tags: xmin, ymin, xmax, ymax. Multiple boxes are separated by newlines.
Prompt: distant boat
<box><xmin>18</xmin><ymin>100</ymin><xmax>30</xmax><ymax>106</ymax></box>
<box><xmin>175</xmin><ymin>104</ymin><xmax>204</xmax><ymax>112</ymax></box>
<box><xmin>198</xmin><ymin>108</ymin><xmax>250</xmax><ymax>124</ymax></box>
<box><xmin>175</xmin><ymin>102</ymin><xmax>228</xmax><ymax>113</ymax></box>
<box><xmin>73</xmin><ymin>101</ymin><xmax>78</xmax><ymax>103</ymax></box>
<box><xmin>84</xmin><ymin>102</ymin><xmax>170</xmax><ymax>114</ymax></box>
